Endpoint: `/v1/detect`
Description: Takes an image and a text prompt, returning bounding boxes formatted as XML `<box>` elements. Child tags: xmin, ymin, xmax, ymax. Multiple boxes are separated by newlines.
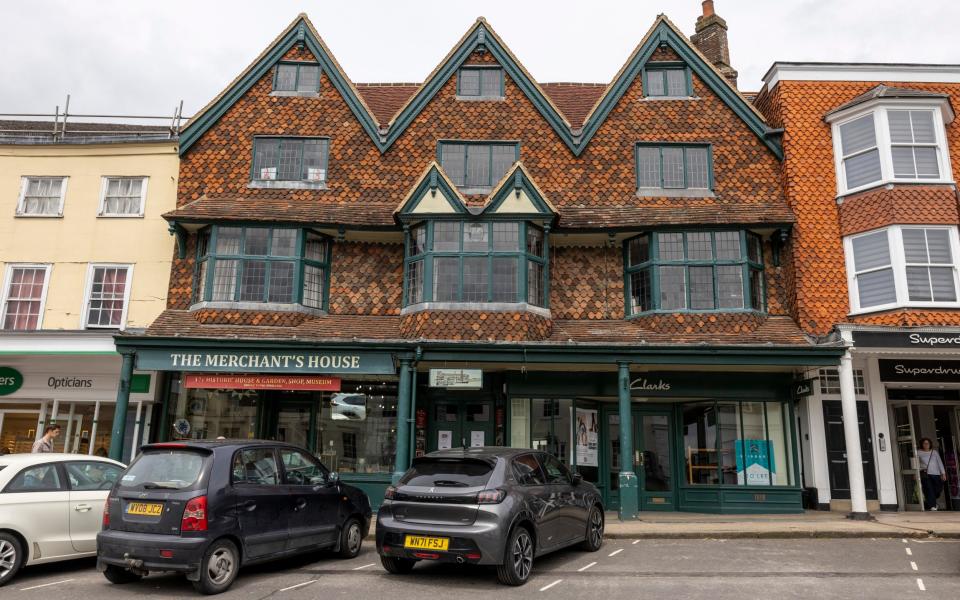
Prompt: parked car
<box><xmin>0</xmin><ymin>453</ymin><xmax>125</xmax><ymax>586</ymax></box>
<box><xmin>376</xmin><ymin>447</ymin><xmax>604</xmax><ymax>585</ymax></box>
<box><xmin>97</xmin><ymin>440</ymin><xmax>371</xmax><ymax>595</ymax></box>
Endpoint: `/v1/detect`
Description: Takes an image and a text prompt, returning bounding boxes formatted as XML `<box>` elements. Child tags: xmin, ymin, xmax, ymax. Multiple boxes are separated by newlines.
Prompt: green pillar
<box><xmin>110</xmin><ymin>350</ymin><xmax>135</xmax><ymax>462</ymax></box>
<box><xmin>392</xmin><ymin>358</ymin><xmax>413</xmax><ymax>484</ymax></box>
<box><xmin>617</xmin><ymin>361</ymin><xmax>638</xmax><ymax>520</ymax></box>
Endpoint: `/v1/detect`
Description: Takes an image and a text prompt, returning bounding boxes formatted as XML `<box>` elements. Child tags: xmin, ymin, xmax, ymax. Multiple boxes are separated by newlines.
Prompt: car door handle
<box><xmin>293</xmin><ymin>498</ymin><xmax>307</xmax><ymax>512</ymax></box>
<box><xmin>241</xmin><ymin>500</ymin><xmax>257</xmax><ymax>512</ymax></box>
<box><xmin>74</xmin><ymin>504</ymin><xmax>92</xmax><ymax>512</ymax></box>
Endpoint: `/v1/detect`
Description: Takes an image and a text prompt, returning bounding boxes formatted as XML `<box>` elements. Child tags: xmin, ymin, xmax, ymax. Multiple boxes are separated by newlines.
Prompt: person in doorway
<box><xmin>94</xmin><ymin>447</ymin><xmax>109</xmax><ymax>458</ymax></box>
<box><xmin>31</xmin><ymin>424</ymin><xmax>61</xmax><ymax>453</ymax></box>
<box><xmin>918</xmin><ymin>437</ymin><xmax>947</xmax><ymax>511</ymax></box>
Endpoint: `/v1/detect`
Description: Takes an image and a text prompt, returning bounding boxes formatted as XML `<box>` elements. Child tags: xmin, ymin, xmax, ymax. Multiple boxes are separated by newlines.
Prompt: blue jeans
<box><xmin>921</xmin><ymin>474</ymin><xmax>945</xmax><ymax>510</ymax></box>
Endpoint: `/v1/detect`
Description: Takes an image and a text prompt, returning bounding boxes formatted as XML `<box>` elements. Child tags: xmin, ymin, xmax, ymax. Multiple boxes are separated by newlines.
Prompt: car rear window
<box><xmin>400</xmin><ymin>458</ymin><xmax>494</xmax><ymax>488</ymax></box>
<box><xmin>119</xmin><ymin>450</ymin><xmax>207</xmax><ymax>490</ymax></box>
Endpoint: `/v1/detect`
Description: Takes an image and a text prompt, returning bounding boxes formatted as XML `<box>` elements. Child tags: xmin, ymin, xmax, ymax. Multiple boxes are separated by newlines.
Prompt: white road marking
<box><xmin>578</xmin><ymin>562</ymin><xmax>597</xmax><ymax>572</ymax></box>
<box><xmin>632</xmin><ymin>539</ymin><xmax>640</xmax><ymax>545</ymax></box>
<box><xmin>352</xmin><ymin>563</ymin><xmax>376</xmax><ymax>570</ymax></box>
<box><xmin>20</xmin><ymin>579</ymin><xmax>74</xmax><ymax>591</ymax></box>
<box><xmin>279</xmin><ymin>580</ymin><xmax>318</xmax><ymax>592</ymax></box>
<box><xmin>906</xmin><ymin>547</ymin><xmax>913</xmax><ymax>556</ymax></box>
<box><xmin>902</xmin><ymin>538</ymin><xmax>908</xmax><ymax>543</ymax></box>
<box><xmin>540</xmin><ymin>579</ymin><xmax>563</xmax><ymax>592</ymax></box>
<box><xmin>608</xmin><ymin>548</ymin><xmax>623</xmax><ymax>557</ymax></box>
<box><xmin>911</xmin><ymin>561</ymin><xmax>918</xmax><ymax>571</ymax></box>
<box><xmin>917</xmin><ymin>578</ymin><xmax>926</xmax><ymax>591</ymax></box>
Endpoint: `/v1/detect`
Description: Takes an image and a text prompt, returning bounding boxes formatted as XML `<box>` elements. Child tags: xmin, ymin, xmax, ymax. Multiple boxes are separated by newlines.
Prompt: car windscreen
<box><xmin>400</xmin><ymin>458</ymin><xmax>494</xmax><ymax>488</ymax></box>
<box><xmin>118</xmin><ymin>449</ymin><xmax>207</xmax><ymax>491</ymax></box>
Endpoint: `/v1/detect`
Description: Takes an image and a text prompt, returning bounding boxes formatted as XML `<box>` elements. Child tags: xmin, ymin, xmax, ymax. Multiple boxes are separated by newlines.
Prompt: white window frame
<box><xmin>844</xmin><ymin>225</ymin><xmax>960</xmax><ymax>314</ymax></box>
<box><xmin>1</xmin><ymin>263</ymin><xmax>52</xmax><ymax>330</ymax></box>
<box><xmin>15</xmin><ymin>176</ymin><xmax>68</xmax><ymax>217</ymax></box>
<box><xmin>829</xmin><ymin>102</ymin><xmax>954</xmax><ymax>196</ymax></box>
<box><xmin>81</xmin><ymin>263</ymin><xmax>134</xmax><ymax>330</ymax></box>
<box><xmin>98</xmin><ymin>176</ymin><xmax>148</xmax><ymax>217</ymax></box>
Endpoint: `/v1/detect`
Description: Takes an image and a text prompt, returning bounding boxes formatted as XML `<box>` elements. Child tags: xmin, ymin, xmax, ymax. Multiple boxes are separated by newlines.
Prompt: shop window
<box><xmin>1</xmin><ymin>264</ymin><xmax>51</xmax><ymax>330</ymax></box>
<box><xmin>438</xmin><ymin>142</ymin><xmax>518</xmax><ymax>192</ymax></box>
<box><xmin>193</xmin><ymin>226</ymin><xmax>331</xmax><ymax>310</ymax></box>
<box><xmin>625</xmin><ymin>231</ymin><xmax>764</xmax><ymax>314</ymax></box>
<box><xmin>83</xmin><ymin>264</ymin><xmax>132</xmax><ymax>329</ymax></box>
<box><xmin>403</xmin><ymin>221</ymin><xmax>547</xmax><ymax>308</ymax></box>
<box><xmin>512</xmin><ymin>399</ymin><xmax>572</xmax><ymax>466</ymax></box>
<box><xmin>458</xmin><ymin>67</ymin><xmax>504</xmax><ymax>98</ymax></box>
<box><xmin>682</xmin><ymin>399</ymin><xmax>795</xmax><ymax>487</ymax></box>
<box><xmin>273</xmin><ymin>62</ymin><xmax>321</xmax><ymax>93</ymax></box>
<box><xmin>318</xmin><ymin>381</ymin><xmax>398</xmax><ymax>474</ymax></box>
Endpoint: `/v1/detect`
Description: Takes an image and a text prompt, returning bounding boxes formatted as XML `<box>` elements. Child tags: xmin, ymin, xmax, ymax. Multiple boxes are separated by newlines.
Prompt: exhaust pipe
<box><xmin>456</xmin><ymin>555</ymin><xmax>465</xmax><ymax>564</ymax></box>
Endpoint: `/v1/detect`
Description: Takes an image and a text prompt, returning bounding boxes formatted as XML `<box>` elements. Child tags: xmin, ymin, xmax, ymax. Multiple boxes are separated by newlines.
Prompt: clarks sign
<box><xmin>879</xmin><ymin>359</ymin><xmax>960</xmax><ymax>383</ymax></box>
<box><xmin>136</xmin><ymin>349</ymin><xmax>395</xmax><ymax>375</ymax></box>
<box><xmin>853</xmin><ymin>331</ymin><xmax>960</xmax><ymax>349</ymax></box>
<box><xmin>630</xmin><ymin>377</ymin><xmax>671</xmax><ymax>392</ymax></box>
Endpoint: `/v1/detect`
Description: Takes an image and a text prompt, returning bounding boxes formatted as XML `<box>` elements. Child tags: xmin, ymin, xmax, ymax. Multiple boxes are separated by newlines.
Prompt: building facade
<box><xmin>0</xmin><ymin>120</ymin><xmax>178</xmax><ymax>461</ymax></box>
<box><xmin>113</xmin><ymin>8</ymin><xmax>844</xmax><ymax>517</ymax></box>
<box><xmin>757</xmin><ymin>63</ymin><xmax>960</xmax><ymax>514</ymax></box>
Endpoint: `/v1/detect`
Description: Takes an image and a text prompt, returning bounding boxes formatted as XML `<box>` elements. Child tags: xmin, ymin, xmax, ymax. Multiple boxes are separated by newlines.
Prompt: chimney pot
<box><xmin>702</xmin><ymin>0</ymin><xmax>715</xmax><ymax>18</ymax></box>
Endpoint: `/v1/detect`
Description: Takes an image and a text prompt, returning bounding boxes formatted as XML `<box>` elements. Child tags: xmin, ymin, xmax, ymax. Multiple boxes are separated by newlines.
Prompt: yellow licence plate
<box><xmin>404</xmin><ymin>535</ymin><xmax>449</xmax><ymax>551</ymax></box>
<box><xmin>126</xmin><ymin>502</ymin><xmax>163</xmax><ymax>516</ymax></box>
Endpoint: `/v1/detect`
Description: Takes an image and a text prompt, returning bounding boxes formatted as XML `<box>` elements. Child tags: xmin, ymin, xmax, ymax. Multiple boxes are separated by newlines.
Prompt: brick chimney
<box><xmin>690</xmin><ymin>0</ymin><xmax>738</xmax><ymax>88</ymax></box>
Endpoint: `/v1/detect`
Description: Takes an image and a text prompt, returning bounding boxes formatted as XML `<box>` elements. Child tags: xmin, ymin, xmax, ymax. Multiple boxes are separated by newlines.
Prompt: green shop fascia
<box><xmin>111</xmin><ymin>336</ymin><xmax>843</xmax><ymax>517</ymax></box>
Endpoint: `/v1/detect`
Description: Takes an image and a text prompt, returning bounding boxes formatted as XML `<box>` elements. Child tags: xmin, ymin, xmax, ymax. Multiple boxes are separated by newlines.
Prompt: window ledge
<box><xmin>642</xmin><ymin>96</ymin><xmax>699</xmax><ymax>101</ymax></box>
<box><xmin>248</xmin><ymin>180</ymin><xmax>328</xmax><ymax>191</ymax></box>
<box><xmin>636</xmin><ymin>188</ymin><xmax>715</xmax><ymax>199</ymax></box>
<box><xmin>627</xmin><ymin>309</ymin><xmax>766</xmax><ymax>319</ymax></box>
<box><xmin>189</xmin><ymin>301</ymin><xmax>327</xmax><ymax>317</ymax></box>
<box><xmin>848</xmin><ymin>303</ymin><xmax>960</xmax><ymax>317</ymax></box>
<box><xmin>455</xmin><ymin>95</ymin><xmax>506</xmax><ymax>102</ymax></box>
<box><xmin>269</xmin><ymin>91</ymin><xmax>320</xmax><ymax>98</ymax></box>
<box><xmin>838</xmin><ymin>179</ymin><xmax>957</xmax><ymax>200</ymax></box>
<box><xmin>401</xmin><ymin>301</ymin><xmax>551</xmax><ymax>319</ymax></box>
<box><xmin>97</xmin><ymin>214</ymin><xmax>144</xmax><ymax>219</ymax></box>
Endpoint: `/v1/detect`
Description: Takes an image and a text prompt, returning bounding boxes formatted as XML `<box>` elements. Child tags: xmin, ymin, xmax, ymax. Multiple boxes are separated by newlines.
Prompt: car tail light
<box><xmin>477</xmin><ymin>489</ymin><xmax>506</xmax><ymax>504</ymax></box>
<box><xmin>384</xmin><ymin>486</ymin><xmax>397</xmax><ymax>500</ymax></box>
<box><xmin>102</xmin><ymin>499</ymin><xmax>110</xmax><ymax>529</ymax></box>
<box><xmin>181</xmin><ymin>495</ymin><xmax>208</xmax><ymax>531</ymax></box>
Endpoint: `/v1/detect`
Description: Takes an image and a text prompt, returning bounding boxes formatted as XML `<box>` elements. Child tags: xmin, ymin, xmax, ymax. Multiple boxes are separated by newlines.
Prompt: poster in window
<box><xmin>470</xmin><ymin>430</ymin><xmax>485</xmax><ymax>448</ymax></box>
<box><xmin>575</xmin><ymin>408</ymin><xmax>599</xmax><ymax>467</ymax></box>
<box><xmin>735</xmin><ymin>439</ymin><xmax>774</xmax><ymax>485</ymax></box>
<box><xmin>438</xmin><ymin>430</ymin><xmax>453</xmax><ymax>450</ymax></box>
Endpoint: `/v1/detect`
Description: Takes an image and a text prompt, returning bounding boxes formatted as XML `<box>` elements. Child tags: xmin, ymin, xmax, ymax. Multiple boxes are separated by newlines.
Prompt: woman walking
<box><xmin>918</xmin><ymin>437</ymin><xmax>947</xmax><ymax>511</ymax></box>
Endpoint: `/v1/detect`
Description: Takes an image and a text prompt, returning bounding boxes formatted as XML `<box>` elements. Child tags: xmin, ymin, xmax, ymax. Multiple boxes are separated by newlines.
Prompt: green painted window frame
<box><xmin>403</xmin><ymin>220</ymin><xmax>548</xmax><ymax>308</ymax></box>
<box><xmin>272</xmin><ymin>62</ymin><xmax>322</xmax><ymax>93</ymax></box>
<box><xmin>437</xmin><ymin>141</ymin><xmax>520</xmax><ymax>190</ymax></box>
<box><xmin>623</xmin><ymin>230</ymin><xmax>765</xmax><ymax>315</ymax></box>
<box><xmin>642</xmin><ymin>63</ymin><xmax>692</xmax><ymax>97</ymax></box>
<box><xmin>635</xmin><ymin>143</ymin><xmax>713</xmax><ymax>191</ymax></box>
<box><xmin>250</xmin><ymin>136</ymin><xmax>330</xmax><ymax>183</ymax></box>
<box><xmin>193</xmin><ymin>225</ymin><xmax>332</xmax><ymax>309</ymax></box>
<box><xmin>456</xmin><ymin>66</ymin><xmax>505</xmax><ymax>98</ymax></box>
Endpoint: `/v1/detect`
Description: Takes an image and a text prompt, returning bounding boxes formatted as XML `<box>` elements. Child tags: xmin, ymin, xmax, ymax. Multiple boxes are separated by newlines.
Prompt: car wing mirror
<box><xmin>571</xmin><ymin>472</ymin><xmax>583</xmax><ymax>485</ymax></box>
<box><xmin>326</xmin><ymin>471</ymin><xmax>339</xmax><ymax>486</ymax></box>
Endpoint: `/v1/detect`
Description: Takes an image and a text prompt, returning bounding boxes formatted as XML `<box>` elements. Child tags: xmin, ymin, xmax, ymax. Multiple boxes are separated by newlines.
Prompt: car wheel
<box><xmin>192</xmin><ymin>539</ymin><xmax>239</xmax><ymax>595</ymax></box>
<box><xmin>337</xmin><ymin>518</ymin><xmax>363</xmax><ymax>559</ymax></box>
<box><xmin>380</xmin><ymin>555</ymin><xmax>416</xmax><ymax>574</ymax></box>
<box><xmin>102</xmin><ymin>565</ymin><xmax>143</xmax><ymax>585</ymax></box>
<box><xmin>580</xmin><ymin>505</ymin><xmax>604</xmax><ymax>552</ymax></box>
<box><xmin>496</xmin><ymin>525</ymin><xmax>534</xmax><ymax>586</ymax></box>
<box><xmin>0</xmin><ymin>533</ymin><xmax>24</xmax><ymax>587</ymax></box>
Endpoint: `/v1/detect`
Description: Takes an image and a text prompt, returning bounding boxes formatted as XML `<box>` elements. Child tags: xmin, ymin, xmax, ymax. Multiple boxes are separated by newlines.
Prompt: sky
<box><xmin>3</xmin><ymin>0</ymin><xmax>959</xmax><ymax>120</ymax></box>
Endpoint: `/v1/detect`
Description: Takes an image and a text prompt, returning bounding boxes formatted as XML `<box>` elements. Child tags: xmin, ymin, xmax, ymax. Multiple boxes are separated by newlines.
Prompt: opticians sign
<box><xmin>136</xmin><ymin>348</ymin><xmax>396</xmax><ymax>375</ymax></box>
<box><xmin>185</xmin><ymin>374</ymin><xmax>341</xmax><ymax>391</ymax></box>
<box><xmin>879</xmin><ymin>359</ymin><xmax>960</xmax><ymax>383</ymax></box>
<box><xmin>0</xmin><ymin>367</ymin><xmax>23</xmax><ymax>396</ymax></box>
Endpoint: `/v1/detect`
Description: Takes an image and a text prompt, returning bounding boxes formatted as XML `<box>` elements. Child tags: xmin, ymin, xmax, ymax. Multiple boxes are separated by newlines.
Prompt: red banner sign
<box><xmin>184</xmin><ymin>374</ymin><xmax>341</xmax><ymax>391</ymax></box>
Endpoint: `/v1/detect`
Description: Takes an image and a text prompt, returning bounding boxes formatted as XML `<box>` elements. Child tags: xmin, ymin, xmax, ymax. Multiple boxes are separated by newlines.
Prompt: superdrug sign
<box><xmin>853</xmin><ymin>331</ymin><xmax>960</xmax><ymax>349</ymax></box>
<box><xmin>879</xmin><ymin>360</ymin><xmax>960</xmax><ymax>383</ymax></box>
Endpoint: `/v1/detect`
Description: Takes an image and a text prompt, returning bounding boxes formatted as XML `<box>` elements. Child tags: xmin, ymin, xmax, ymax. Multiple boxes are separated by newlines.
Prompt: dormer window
<box><xmin>439</xmin><ymin>141</ymin><xmax>518</xmax><ymax>193</ymax></box>
<box><xmin>636</xmin><ymin>144</ymin><xmax>711</xmax><ymax>194</ymax></box>
<box><xmin>250</xmin><ymin>136</ymin><xmax>329</xmax><ymax>190</ymax></box>
<box><xmin>457</xmin><ymin>67</ymin><xmax>504</xmax><ymax>99</ymax></box>
<box><xmin>273</xmin><ymin>62</ymin><xmax>321</xmax><ymax>93</ymax></box>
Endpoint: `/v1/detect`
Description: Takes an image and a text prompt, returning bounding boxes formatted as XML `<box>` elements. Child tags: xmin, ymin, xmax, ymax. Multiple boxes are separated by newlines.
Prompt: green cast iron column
<box><xmin>109</xmin><ymin>350</ymin><xmax>135</xmax><ymax>462</ymax></box>
<box><xmin>392</xmin><ymin>358</ymin><xmax>413</xmax><ymax>484</ymax></box>
<box><xmin>617</xmin><ymin>361</ymin><xmax>638</xmax><ymax>520</ymax></box>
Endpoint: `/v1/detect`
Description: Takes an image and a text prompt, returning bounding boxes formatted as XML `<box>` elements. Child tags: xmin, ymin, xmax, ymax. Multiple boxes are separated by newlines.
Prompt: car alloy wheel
<box><xmin>346</xmin><ymin>522</ymin><xmax>362</xmax><ymax>554</ymax></box>
<box><xmin>589</xmin><ymin>508</ymin><xmax>603</xmax><ymax>547</ymax></box>
<box><xmin>0</xmin><ymin>539</ymin><xmax>17</xmax><ymax>580</ymax></box>
<box><xmin>512</xmin><ymin>530</ymin><xmax>533</xmax><ymax>581</ymax></box>
<box><xmin>207</xmin><ymin>546</ymin><xmax>236</xmax><ymax>585</ymax></box>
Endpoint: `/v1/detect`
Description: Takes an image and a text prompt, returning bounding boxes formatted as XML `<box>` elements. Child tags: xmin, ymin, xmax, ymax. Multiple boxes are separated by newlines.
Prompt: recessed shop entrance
<box><xmin>426</xmin><ymin>399</ymin><xmax>496</xmax><ymax>452</ymax></box>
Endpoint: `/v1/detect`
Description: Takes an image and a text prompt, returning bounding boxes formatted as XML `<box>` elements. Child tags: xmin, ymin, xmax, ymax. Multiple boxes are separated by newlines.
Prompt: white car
<box><xmin>0</xmin><ymin>453</ymin><xmax>125</xmax><ymax>586</ymax></box>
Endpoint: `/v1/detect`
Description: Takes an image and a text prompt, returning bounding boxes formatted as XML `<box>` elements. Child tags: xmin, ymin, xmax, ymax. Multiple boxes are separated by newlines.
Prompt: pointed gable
<box><xmin>395</xmin><ymin>163</ymin><xmax>468</xmax><ymax>217</ymax></box>
<box><xmin>484</xmin><ymin>163</ymin><xmax>557</xmax><ymax>218</ymax></box>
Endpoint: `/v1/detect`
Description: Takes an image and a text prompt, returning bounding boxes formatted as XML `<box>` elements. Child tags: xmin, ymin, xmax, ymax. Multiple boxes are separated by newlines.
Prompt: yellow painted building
<box><xmin>0</xmin><ymin>121</ymin><xmax>178</xmax><ymax>459</ymax></box>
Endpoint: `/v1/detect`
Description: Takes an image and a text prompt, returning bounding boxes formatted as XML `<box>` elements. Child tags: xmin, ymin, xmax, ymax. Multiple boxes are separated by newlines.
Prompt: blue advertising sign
<box><xmin>735</xmin><ymin>439</ymin><xmax>775</xmax><ymax>486</ymax></box>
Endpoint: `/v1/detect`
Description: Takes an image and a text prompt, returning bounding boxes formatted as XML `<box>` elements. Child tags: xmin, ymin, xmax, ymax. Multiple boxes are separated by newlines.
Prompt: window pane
<box><xmin>65</xmin><ymin>462</ymin><xmax>122</xmax><ymax>491</ymax></box>
<box><xmin>857</xmin><ymin>268</ymin><xmax>897</xmax><ymax>307</ymax></box>
<box><xmin>253</xmin><ymin>140</ymin><xmax>280</xmax><ymax>180</ymax></box>
<box><xmin>716</xmin><ymin>231</ymin><xmax>741</xmax><ymax>260</ymax></box>
<box><xmin>440</xmin><ymin>144</ymin><xmax>466</xmax><ymax>186</ymax></box>
<box><xmin>459</xmin><ymin>69</ymin><xmax>481</xmax><ymax>96</ymax></box>
<box><xmin>844</xmin><ymin>148</ymin><xmax>882</xmax><ymax>189</ymax></box>
<box><xmin>462</xmin><ymin>256</ymin><xmax>488</xmax><ymax>302</ymax></box>
<box><xmin>659</xmin><ymin>265</ymin><xmax>686</xmax><ymax>309</ymax></box>
<box><xmin>267</xmin><ymin>261</ymin><xmax>295</xmax><ymax>303</ymax></box>
<box><xmin>637</xmin><ymin>147</ymin><xmax>661</xmax><ymax>188</ymax></box>
<box><xmin>906</xmin><ymin>266</ymin><xmax>932</xmax><ymax>301</ymax></box>
<box><xmin>102</xmin><ymin>177</ymin><xmax>143</xmax><ymax>215</ymax></box>
<box><xmin>911</xmin><ymin>110</ymin><xmax>937</xmax><ymax>143</ymax></box>
<box><xmin>926</xmin><ymin>229</ymin><xmax>953</xmax><ymax>263</ymax></box>
<box><xmin>433</xmin><ymin>222</ymin><xmax>460</xmax><ymax>252</ymax></box>
<box><xmin>21</xmin><ymin>177</ymin><xmax>63</xmax><ymax>215</ymax></box>
<box><xmin>481</xmin><ymin>69</ymin><xmax>502</xmax><ymax>97</ymax></box>
<box><xmin>526</xmin><ymin>226</ymin><xmax>544</xmax><ymax>257</ymax></box>
<box><xmin>686</xmin><ymin>147</ymin><xmax>709</xmax><ymax>189</ymax></box>
<box><xmin>683</xmin><ymin>402</ymin><xmax>717</xmax><ymax>485</ymax></box>
<box><xmin>244</xmin><ymin>228</ymin><xmax>270</xmax><ymax>255</ymax></box>
<box><xmin>749</xmin><ymin>267</ymin><xmax>763</xmax><ymax>310</ymax></box>
<box><xmin>318</xmin><ymin>381</ymin><xmax>399</xmax><ymax>474</ymax></box>
<box><xmin>492</xmin><ymin>222</ymin><xmax>519</xmax><ymax>251</ymax></box>
<box><xmin>717</xmin><ymin>265</ymin><xmax>744</xmax><ymax>309</ymax></box>
<box><xmin>629</xmin><ymin>268</ymin><xmax>652</xmax><ymax>313</ymax></box>
<box><xmin>930</xmin><ymin>267</ymin><xmax>958</xmax><ymax>302</ymax></box>
<box><xmin>410</xmin><ymin>224</ymin><xmax>427</xmax><ymax>256</ymax></box>
<box><xmin>271</xmin><ymin>229</ymin><xmax>297</xmax><ymax>256</ymax></box>
<box><xmin>463</xmin><ymin>222</ymin><xmax>488</xmax><ymax>252</ymax></box>
<box><xmin>738</xmin><ymin>402</ymin><xmax>770</xmax><ymax>486</ymax></box>
<box><xmin>304</xmin><ymin>232</ymin><xmax>328</xmax><ymax>262</ymax></box>
<box><xmin>851</xmin><ymin>230</ymin><xmax>890</xmax><ymax>271</ymax></box>
<box><xmin>302</xmin><ymin>264</ymin><xmax>325</xmax><ymax>308</ymax></box>
<box><xmin>689</xmin><ymin>266</ymin><xmax>715</xmax><ymax>309</ymax></box>
<box><xmin>839</xmin><ymin>114</ymin><xmax>877</xmax><ymax>155</ymax></box>
<box><xmin>491</xmin><ymin>145</ymin><xmax>516</xmax><ymax>183</ymax></box>
<box><xmin>302</xmin><ymin>139</ymin><xmax>327</xmax><ymax>182</ymax></box>
<box><xmin>914</xmin><ymin>147</ymin><xmax>940</xmax><ymax>178</ymax></box>
<box><xmin>492</xmin><ymin>257</ymin><xmax>518</xmax><ymax>302</ymax></box>
<box><xmin>628</xmin><ymin>235</ymin><xmax>650</xmax><ymax>266</ymax></box>
<box><xmin>239</xmin><ymin>260</ymin><xmax>267</xmax><ymax>301</ymax></box>
<box><xmin>902</xmin><ymin>229</ymin><xmax>929</xmax><ymax>263</ymax></box>
<box><xmin>195</xmin><ymin>260</ymin><xmax>207</xmax><ymax>303</ymax></box>
<box><xmin>646</xmin><ymin>71</ymin><xmax>665</xmax><ymax>96</ymax></box>
<box><xmin>748</xmin><ymin>234</ymin><xmax>763</xmax><ymax>264</ymax></box>
<box><xmin>666</xmin><ymin>69</ymin><xmax>687</xmax><ymax>96</ymax></box>
<box><xmin>297</xmin><ymin>65</ymin><xmax>320</xmax><ymax>92</ymax></box>
<box><xmin>687</xmin><ymin>232</ymin><xmax>712</xmax><ymax>260</ymax></box>
<box><xmin>433</xmin><ymin>257</ymin><xmax>459</xmax><ymax>301</ymax></box>
<box><xmin>888</xmin><ymin>110</ymin><xmax>913</xmax><ymax>144</ymax></box>
<box><xmin>275</xmin><ymin>64</ymin><xmax>297</xmax><ymax>91</ymax></box>
<box><xmin>891</xmin><ymin>146</ymin><xmax>917</xmax><ymax>178</ymax></box>
<box><xmin>661</xmin><ymin>147</ymin><xmax>685</xmax><ymax>188</ymax></box>
<box><xmin>216</xmin><ymin>227</ymin><xmax>242</xmax><ymax>254</ymax></box>
<box><xmin>527</xmin><ymin>260</ymin><xmax>544</xmax><ymax>306</ymax></box>
<box><xmin>2</xmin><ymin>267</ymin><xmax>47</xmax><ymax>330</ymax></box>
<box><xmin>277</xmin><ymin>139</ymin><xmax>303</xmax><ymax>180</ymax></box>
<box><xmin>465</xmin><ymin>145</ymin><xmax>491</xmax><ymax>188</ymax></box>
<box><xmin>7</xmin><ymin>464</ymin><xmax>61</xmax><ymax>491</ymax></box>
<box><xmin>658</xmin><ymin>232</ymin><xmax>685</xmax><ymax>261</ymax></box>
<box><xmin>87</xmin><ymin>266</ymin><xmax>129</xmax><ymax>327</ymax></box>
<box><xmin>405</xmin><ymin>260</ymin><xmax>423</xmax><ymax>305</ymax></box>
<box><xmin>765</xmin><ymin>403</ymin><xmax>793</xmax><ymax>486</ymax></box>
<box><xmin>718</xmin><ymin>403</ymin><xmax>739</xmax><ymax>484</ymax></box>
<box><xmin>211</xmin><ymin>259</ymin><xmax>238</xmax><ymax>301</ymax></box>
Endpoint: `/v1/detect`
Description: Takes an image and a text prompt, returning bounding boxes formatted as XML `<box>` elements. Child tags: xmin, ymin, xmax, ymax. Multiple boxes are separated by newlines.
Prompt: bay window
<box><xmin>193</xmin><ymin>226</ymin><xmax>331</xmax><ymax>310</ymax></box>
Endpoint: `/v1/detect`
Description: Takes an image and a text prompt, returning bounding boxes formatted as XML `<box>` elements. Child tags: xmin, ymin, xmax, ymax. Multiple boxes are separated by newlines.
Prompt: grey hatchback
<box><xmin>376</xmin><ymin>447</ymin><xmax>604</xmax><ymax>585</ymax></box>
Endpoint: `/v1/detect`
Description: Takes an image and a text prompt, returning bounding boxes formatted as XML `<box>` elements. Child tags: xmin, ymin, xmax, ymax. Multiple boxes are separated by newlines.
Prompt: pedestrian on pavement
<box><xmin>918</xmin><ymin>437</ymin><xmax>947</xmax><ymax>511</ymax></box>
<box><xmin>32</xmin><ymin>424</ymin><xmax>61</xmax><ymax>453</ymax></box>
